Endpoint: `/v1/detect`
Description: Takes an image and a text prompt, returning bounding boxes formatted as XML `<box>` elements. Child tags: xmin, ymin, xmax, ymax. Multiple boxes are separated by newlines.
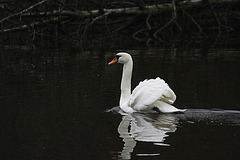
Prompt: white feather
<box><xmin>129</xmin><ymin>77</ymin><xmax>176</xmax><ymax>111</ymax></box>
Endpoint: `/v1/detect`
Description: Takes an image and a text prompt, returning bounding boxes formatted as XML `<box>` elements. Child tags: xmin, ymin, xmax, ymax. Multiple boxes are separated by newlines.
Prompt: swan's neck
<box><xmin>120</xmin><ymin>59</ymin><xmax>134</xmax><ymax>113</ymax></box>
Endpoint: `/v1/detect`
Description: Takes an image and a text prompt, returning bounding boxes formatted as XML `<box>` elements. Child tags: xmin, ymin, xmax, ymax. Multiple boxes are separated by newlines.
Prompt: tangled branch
<box><xmin>0</xmin><ymin>0</ymin><xmax>239</xmax><ymax>48</ymax></box>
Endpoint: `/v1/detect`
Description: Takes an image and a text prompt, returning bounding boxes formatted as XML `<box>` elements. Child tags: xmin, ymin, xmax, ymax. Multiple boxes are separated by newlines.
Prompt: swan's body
<box><xmin>109</xmin><ymin>52</ymin><xmax>185</xmax><ymax>113</ymax></box>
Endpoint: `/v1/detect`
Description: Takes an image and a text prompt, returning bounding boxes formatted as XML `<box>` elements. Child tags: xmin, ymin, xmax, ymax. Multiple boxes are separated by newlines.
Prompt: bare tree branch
<box><xmin>0</xmin><ymin>0</ymin><xmax>49</xmax><ymax>23</ymax></box>
<box><xmin>153</xmin><ymin>0</ymin><xmax>177</xmax><ymax>41</ymax></box>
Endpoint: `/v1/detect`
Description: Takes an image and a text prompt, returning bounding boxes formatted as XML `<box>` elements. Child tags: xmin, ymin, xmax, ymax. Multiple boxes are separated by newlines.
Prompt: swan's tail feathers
<box><xmin>152</xmin><ymin>101</ymin><xmax>186</xmax><ymax>113</ymax></box>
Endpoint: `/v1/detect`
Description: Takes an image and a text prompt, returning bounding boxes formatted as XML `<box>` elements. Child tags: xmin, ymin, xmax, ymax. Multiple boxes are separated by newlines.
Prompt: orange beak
<box><xmin>108</xmin><ymin>57</ymin><xmax>118</xmax><ymax>65</ymax></box>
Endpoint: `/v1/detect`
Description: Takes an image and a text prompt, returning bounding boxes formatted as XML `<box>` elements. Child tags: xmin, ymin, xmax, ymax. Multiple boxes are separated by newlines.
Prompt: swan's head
<box><xmin>108</xmin><ymin>52</ymin><xmax>132</xmax><ymax>65</ymax></box>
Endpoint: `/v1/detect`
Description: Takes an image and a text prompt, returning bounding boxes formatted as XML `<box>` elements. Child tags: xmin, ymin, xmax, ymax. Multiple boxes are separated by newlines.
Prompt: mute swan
<box><xmin>108</xmin><ymin>52</ymin><xmax>185</xmax><ymax>113</ymax></box>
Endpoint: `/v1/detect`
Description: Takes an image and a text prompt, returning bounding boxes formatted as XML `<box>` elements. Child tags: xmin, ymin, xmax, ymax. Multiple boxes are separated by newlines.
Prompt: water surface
<box><xmin>0</xmin><ymin>47</ymin><xmax>239</xmax><ymax>160</ymax></box>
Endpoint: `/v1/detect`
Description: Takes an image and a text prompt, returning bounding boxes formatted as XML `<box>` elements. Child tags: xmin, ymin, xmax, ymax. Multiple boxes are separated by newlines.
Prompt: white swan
<box><xmin>108</xmin><ymin>52</ymin><xmax>185</xmax><ymax>113</ymax></box>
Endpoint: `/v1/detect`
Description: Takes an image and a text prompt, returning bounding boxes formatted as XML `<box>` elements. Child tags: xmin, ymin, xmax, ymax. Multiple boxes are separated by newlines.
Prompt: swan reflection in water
<box><xmin>114</xmin><ymin>109</ymin><xmax>240</xmax><ymax>159</ymax></box>
<box><xmin>117</xmin><ymin>112</ymin><xmax>179</xmax><ymax>159</ymax></box>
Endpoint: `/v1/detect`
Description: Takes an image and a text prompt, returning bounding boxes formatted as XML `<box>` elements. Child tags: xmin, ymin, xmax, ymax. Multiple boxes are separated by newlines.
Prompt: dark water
<box><xmin>0</xmin><ymin>47</ymin><xmax>240</xmax><ymax>160</ymax></box>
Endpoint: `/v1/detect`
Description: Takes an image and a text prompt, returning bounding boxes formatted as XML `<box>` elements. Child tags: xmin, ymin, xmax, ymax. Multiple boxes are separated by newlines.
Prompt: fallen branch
<box><xmin>19</xmin><ymin>4</ymin><xmax>173</xmax><ymax>18</ymax></box>
<box><xmin>0</xmin><ymin>0</ymin><xmax>239</xmax><ymax>47</ymax></box>
<box><xmin>1</xmin><ymin>0</ymin><xmax>239</xmax><ymax>34</ymax></box>
<box><xmin>1</xmin><ymin>17</ymin><xmax>62</xmax><ymax>33</ymax></box>
<box><xmin>0</xmin><ymin>0</ymin><xmax>49</xmax><ymax>23</ymax></box>
<box><xmin>15</xmin><ymin>0</ymin><xmax>240</xmax><ymax>19</ymax></box>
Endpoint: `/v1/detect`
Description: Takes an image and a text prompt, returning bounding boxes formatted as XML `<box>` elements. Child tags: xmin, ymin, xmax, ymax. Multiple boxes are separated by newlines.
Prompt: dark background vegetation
<box><xmin>0</xmin><ymin>0</ymin><xmax>240</xmax><ymax>50</ymax></box>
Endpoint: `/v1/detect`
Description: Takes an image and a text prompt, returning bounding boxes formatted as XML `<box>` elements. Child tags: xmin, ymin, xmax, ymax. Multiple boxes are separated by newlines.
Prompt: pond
<box><xmin>0</xmin><ymin>47</ymin><xmax>239</xmax><ymax>160</ymax></box>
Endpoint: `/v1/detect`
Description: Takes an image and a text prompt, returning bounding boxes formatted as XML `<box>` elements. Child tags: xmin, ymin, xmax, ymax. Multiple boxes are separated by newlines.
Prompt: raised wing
<box><xmin>129</xmin><ymin>77</ymin><xmax>176</xmax><ymax>111</ymax></box>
